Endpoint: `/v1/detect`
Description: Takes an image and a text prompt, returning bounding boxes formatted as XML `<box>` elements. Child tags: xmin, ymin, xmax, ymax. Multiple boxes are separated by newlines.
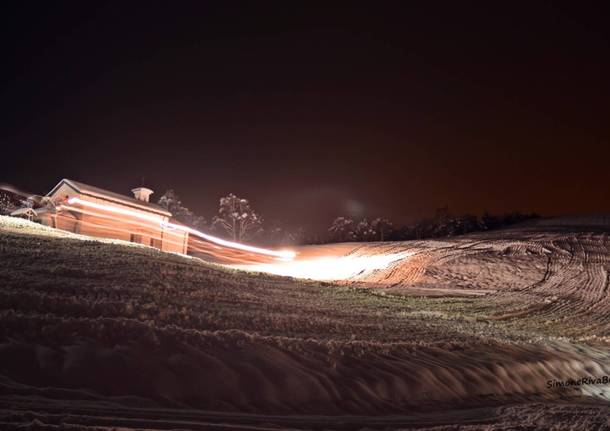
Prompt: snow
<box><xmin>235</xmin><ymin>251</ymin><xmax>411</xmax><ymax>280</ymax></box>
<box><xmin>2</xmin><ymin>214</ymin><xmax>610</xmax><ymax>428</ymax></box>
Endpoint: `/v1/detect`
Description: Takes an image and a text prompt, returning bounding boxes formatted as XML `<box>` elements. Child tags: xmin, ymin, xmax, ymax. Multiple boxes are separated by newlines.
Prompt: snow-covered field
<box><xmin>1</xmin><ymin>215</ymin><xmax>609</xmax><ymax>430</ymax></box>
<box><xmin>241</xmin><ymin>218</ymin><xmax>610</xmax><ymax>342</ymax></box>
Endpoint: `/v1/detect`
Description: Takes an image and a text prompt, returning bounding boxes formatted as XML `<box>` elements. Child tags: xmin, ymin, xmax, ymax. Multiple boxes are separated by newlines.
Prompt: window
<box><xmin>130</xmin><ymin>234</ymin><xmax>142</xmax><ymax>243</ymax></box>
<box><xmin>151</xmin><ymin>238</ymin><xmax>163</xmax><ymax>249</ymax></box>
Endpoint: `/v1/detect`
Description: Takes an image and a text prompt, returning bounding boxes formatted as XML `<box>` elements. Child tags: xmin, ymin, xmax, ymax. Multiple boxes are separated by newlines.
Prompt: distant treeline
<box><xmin>388</xmin><ymin>209</ymin><xmax>540</xmax><ymax>241</ymax></box>
<box><xmin>319</xmin><ymin>207</ymin><xmax>540</xmax><ymax>244</ymax></box>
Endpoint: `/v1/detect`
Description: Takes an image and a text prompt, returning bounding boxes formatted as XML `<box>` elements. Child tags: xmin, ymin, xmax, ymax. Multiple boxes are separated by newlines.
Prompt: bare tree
<box><xmin>0</xmin><ymin>193</ymin><xmax>15</xmax><ymax>215</ymax></box>
<box><xmin>355</xmin><ymin>218</ymin><xmax>377</xmax><ymax>241</ymax></box>
<box><xmin>290</xmin><ymin>226</ymin><xmax>307</xmax><ymax>244</ymax></box>
<box><xmin>212</xmin><ymin>193</ymin><xmax>263</xmax><ymax>242</ymax></box>
<box><xmin>158</xmin><ymin>189</ymin><xmax>207</xmax><ymax>230</ymax></box>
<box><xmin>266</xmin><ymin>223</ymin><xmax>306</xmax><ymax>246</ymax></box>
<box><xmin>371</xmin><ymin>217</ymin><xmax>393</xmax><ymax>241</ymax></box>
<box><xmin>328</xmin><ymin>216</ymin><xmax>355</xmax><ymax>242</ymax></box>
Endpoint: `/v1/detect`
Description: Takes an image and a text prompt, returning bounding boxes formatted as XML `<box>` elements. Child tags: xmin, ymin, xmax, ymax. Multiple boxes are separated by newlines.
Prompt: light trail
<box><xmin>234</xmin><ymin>251</ymin><xmax>411</xmax><ymax>281</ymax></box>
<box><xmin>64</xmin><ymin>197</ymin><xmax>296</xmax><ymax>260</ymax></box>
<box><xmin>53</xmin><ymin>207</ymin><xmax>188</xmax><ymax>248</ymax></box>
<box><xmin>161</xmin><ymin>220</ymin><xmax>295</xmax><ymax>261</ymax></box>
<box><xmin>48</xmin><ymin>210</ymin><xmax>274</xmax><ymax>264</ymax></box>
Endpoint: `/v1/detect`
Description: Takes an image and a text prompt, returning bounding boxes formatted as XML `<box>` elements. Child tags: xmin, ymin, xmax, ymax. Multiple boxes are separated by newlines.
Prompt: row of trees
<box><xmin>326</xmin><ymin>208</ymin><xmax>540</xmax><ymax>243</ymax></box>
<box><xmin>160</xmin><ymin>191</ymin><xmax>315</xmax><ymax>246</ymax></box>
<box><xmin>328</xmin><ymin>217</ymin><xmax>393</xmax><ymax>242</ymax></box>
<box><xmin>0</xmin><ymin>193</ymin><xmax>13</xmax><ymax>215</ymax></box>
<box><xmin>121</xmin><ymin>190</ymin><xmax>544</xmax><ymax>244</ymax></box>
<box><xmin>158</xmin><ymin>190</ymin><xmax>264</xmax><ymax>243</ymax></box>
<box><xmin>0</xmin><ymin>191</ymin><xmax>32</xmax><ymax>215</ymax></box>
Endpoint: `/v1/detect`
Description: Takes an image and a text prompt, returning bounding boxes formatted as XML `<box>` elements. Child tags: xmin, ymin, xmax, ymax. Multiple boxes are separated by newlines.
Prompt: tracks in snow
<box><xmin>326</xmin><ymin>230</ymin><xmax>610</xmax><ymax>340</ymax></box>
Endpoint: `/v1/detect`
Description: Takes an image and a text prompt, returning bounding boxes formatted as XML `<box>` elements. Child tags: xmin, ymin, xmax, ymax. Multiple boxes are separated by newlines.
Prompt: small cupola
<box><xmin>131</xmin><ymin>187</ymin><xmax>154</xmax><ymax>202</ymax></box>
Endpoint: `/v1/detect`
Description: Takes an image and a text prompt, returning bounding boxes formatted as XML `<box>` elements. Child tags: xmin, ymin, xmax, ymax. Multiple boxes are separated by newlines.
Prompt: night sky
<box><xmin>1</xmin><ymin>2</ymin><xmax>609</xmax><ymax>231</ymax></box>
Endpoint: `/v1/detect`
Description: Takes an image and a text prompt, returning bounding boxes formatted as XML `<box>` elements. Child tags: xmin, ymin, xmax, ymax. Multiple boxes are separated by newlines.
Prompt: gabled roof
<box><xmin>47</xmin><ymin>179</ymin><xmax>172</xmax><ymax>217</ymax></box>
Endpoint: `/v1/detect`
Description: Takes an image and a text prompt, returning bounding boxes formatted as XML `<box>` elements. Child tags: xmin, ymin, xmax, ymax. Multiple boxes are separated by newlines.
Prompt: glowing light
<box><xmin>162</xmin><ymin>220</ymin><xmax>296</xmax><ymax>260</ymax></box>
<box><xmin>234</xmin><ymin>251</ymin><xmax>410</xmax><ymax>281</ymax></box>
<box><xmin>64</xmin><ymin>197</ymin><xmax>296</xmax><ymax>260</ymax></box>
<box><xmin>66</xmin><ymin>197</ymin><xmax>162</xmax><ymax>222</ymax></box>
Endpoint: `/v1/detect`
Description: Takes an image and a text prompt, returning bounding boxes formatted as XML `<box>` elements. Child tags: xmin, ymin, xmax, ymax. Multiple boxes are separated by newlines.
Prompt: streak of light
<box><xmin>53</xmin><ymin>208</ymin><xmax>187</xmax><ymax>247</ymax></box>
<box><xmin>50</xmin><ymin>208</ymin><xmax>282</xmax><ymax>264</ymax></box>
<box><xmin>233</xmin><ymin>251</ymin><xmax>411</xmax><ymax>281</ymax></box>
<box><xmin>162</xmin><ymin>220</ymin><xmax>296</xmax><ymax>261</ymax></box>
<box><xmin>65</xmin><ymin>197</ymin><xmax>296</xmax><ymax>260</ymax></box>
<box><xmin>49</xmin><ymin>211</ymin><xmax>272</xmax><ymax>264</ymax></box>
<box><xmin>65</xmin><ymin>198</ymin><xmax>163</xmax><ymax>223</ymax></box>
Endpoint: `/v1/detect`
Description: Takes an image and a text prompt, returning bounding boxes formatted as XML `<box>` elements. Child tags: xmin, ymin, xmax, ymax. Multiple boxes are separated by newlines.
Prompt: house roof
<box><xmin>47</xmin><ymin>179</ymin><xmax>172</xmax><ymax>217</ymax></box>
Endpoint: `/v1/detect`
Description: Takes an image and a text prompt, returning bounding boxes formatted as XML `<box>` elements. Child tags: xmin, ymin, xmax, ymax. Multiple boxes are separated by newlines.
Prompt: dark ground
<box><xmin>0</xmin><ymin>216</ymin><xmax>609</xmax><ymax>430</ymax></box>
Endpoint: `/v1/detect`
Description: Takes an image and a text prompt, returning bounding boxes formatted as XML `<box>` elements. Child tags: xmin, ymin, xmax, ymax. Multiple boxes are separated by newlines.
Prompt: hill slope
<box><xmin>1</xmin><ymin>216</ymin><xmax>609</xmax><ymax>430</ymax></box>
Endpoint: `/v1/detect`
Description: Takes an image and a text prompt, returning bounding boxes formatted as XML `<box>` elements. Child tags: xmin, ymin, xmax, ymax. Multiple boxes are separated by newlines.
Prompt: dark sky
<box><xmin>1</xmin><ymin>2</ymin><xmax>609</xmax><ymax>231</ymax></box>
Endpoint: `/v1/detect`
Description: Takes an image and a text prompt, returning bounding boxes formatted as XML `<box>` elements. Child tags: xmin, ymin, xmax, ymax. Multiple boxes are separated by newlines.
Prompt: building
<box><xmin>20</xmin><ymin>179</ymin><xmax>189</xmax><ymax>254</ymax></box>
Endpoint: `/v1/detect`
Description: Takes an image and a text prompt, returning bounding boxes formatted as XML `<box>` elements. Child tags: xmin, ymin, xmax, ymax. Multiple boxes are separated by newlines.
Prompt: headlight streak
<box><xmin>48</xmin><ymin>211</ymin><xmax>272</xmax><ymax>264</ymax></box>
<box><xmin>161</xmin><ymin>220</ymin><xmax>295</xmax><ymax>261</ymax></box>
<box><xmin>17</xmin><ymin>196</ymin><xmax>407</xmax><ymax>278</ymax></box>
<box><xmin>54</xmin><ymin>207</ymin><xmax>188</xmax><ymax>248</ymax></box>
<box><xmin>7</xmin><ymin>187</ymin><xmax>406</xmax><ymax>277</ymax></box>
<box><xmin>64</xmin><ymin>197</ymin><xmax>295</xmax><ymax>260</ymax></box>
<box><xmin>233</xmin><ymin>251</ymin><xmax>411</xmax><ymax>281</ymax></box>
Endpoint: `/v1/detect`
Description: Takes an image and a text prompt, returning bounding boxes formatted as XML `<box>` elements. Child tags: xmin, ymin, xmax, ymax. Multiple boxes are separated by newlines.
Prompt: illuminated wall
<box><xmin>38</xmin><ymin>184</ymin><xmax>188</xmax><ymax>254</ymax></box>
